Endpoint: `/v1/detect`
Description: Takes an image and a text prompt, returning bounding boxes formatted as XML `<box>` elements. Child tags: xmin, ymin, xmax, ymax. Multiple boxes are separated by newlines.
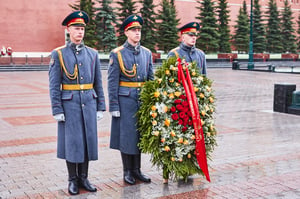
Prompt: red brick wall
<box><xmin>0</xmin><ymin>0</ymin><xmax>75</xmax><ymax>52</ymax></box>
<box><xmin>0</xmin><ymin>0</ymin><xmax>299</xmax><ymax>52</ymax></box>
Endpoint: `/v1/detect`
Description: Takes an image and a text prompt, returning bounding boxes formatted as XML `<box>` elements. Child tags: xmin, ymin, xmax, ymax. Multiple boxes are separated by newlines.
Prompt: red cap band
<box><xmin>125</xmin><ymin>21</ymin><xmax>141</xmax><ymax>31</ymax></box>
<box><xmin>67</xmin><ymin>18</ymin><xmax>86</xmax><ymax>27</ymax></box>
<box><xmin>181</xmin><ymin>27</ymin><xmax>197</xmax><ymax>34</ymax></box>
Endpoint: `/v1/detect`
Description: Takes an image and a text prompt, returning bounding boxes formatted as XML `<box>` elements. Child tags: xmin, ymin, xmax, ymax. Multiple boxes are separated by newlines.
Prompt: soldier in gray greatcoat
<box><xmin>168</xmin><ymin>22</ymin><xmax>207</xmax><ymax>75</ymax></box>
<box><xmin>108</xmin><ymin>14</ymin><xmax>154</xmax><ymax>185</ymax></box>
<box><xmin>49</xmin><ymin>11</ymin><xmax>106</xmax><ymax>195</ymax></box>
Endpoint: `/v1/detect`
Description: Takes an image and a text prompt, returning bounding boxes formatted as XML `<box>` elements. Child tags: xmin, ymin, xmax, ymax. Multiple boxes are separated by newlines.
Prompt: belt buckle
<box><xmin>80</xmin><ymin>85</ymin><xmax>84</xmax><ymax>90</ymax></box>
<box><xmin>138</xmin><ymin>83</ymin><xmax>141</xmax><ymax>87</ymax></box>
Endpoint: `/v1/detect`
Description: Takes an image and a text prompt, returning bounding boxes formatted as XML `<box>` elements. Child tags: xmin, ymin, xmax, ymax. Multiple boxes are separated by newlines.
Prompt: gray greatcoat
<box><xmin>168</xmin><ymin>42</ymin><xmax>207</xmax><ymax>75</ymax></box>
<box><xmin>49</xmin><ymin>41</ymin><xmax>106</xmax><ymax>163</ymax></box>
<box><xmin>108</xmin><ymin>41</ymin><xmax>154</xmax><ymax>155</ymax></box>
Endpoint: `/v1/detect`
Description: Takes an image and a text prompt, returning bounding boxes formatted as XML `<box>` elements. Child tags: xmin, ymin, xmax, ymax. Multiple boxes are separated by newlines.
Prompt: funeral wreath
<box><xmin>138</xmin><ymin>57</ymin><xmax>217</xmax><ymax>182</ymax></box>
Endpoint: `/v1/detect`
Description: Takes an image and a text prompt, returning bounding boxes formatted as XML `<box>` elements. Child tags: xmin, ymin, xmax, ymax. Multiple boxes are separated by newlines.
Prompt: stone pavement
<box><xmin>0</xmin><ymin>69</ymin><xmax>300</xmax><ymax>199</ymax></box>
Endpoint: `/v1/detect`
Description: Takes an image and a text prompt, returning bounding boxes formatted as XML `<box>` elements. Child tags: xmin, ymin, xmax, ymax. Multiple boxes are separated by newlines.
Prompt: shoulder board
<box><xmin>141</xmin><ymin>46</ymin><xmax>151</xmax><ymax>53</ymax></box>
<box><xmin>112</xmin><ymin>46</ymin><xmax>124</xmax><ymax>53</ymax></box>
<box><xmin>86</xmin><ymin>46</ymin><xmax>98</xmax><ymax>53</ymax></box>
<box><xmin>195</xmin><ymin>48</ymin><xmax>204</xmax><ymax>54</ymax></box>
<box><xmin>54</xmin><ymin>45</ymin><xmax>66</xmax><ymax>51</ymax></box>
<box><xmin>170</xmin><ymin>47</ymin><xmax>180</xmax><ymax>53</ymax></box>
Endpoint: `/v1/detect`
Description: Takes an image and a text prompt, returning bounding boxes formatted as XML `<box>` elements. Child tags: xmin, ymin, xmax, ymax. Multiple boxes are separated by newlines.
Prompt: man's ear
<box><xmin>181</xmin><ymin>34</ymin><xmax>186</xmax><ymax>42</ymax></box>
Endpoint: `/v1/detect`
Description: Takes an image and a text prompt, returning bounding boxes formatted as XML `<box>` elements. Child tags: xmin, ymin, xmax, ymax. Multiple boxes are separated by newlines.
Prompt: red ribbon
<box><xmin>177</xmin><ymin>58</ymin><xmax>210</xmax><ymax>182</ymax></box>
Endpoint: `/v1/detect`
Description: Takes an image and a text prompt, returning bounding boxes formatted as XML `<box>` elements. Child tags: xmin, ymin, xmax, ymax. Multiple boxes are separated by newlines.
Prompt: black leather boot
<box><xmin>78</xmin><ymin>160</ymin><xmax>97</xmax><ymax>192</ymax></box>
<box><xmin>68</xmin><ymin>176</ymin><xmax>79</xmax><ymax>195</ymax></box>
<box><xmin>132</xmin><ymin>154</ymin><xmax>151</xmax><ymax>183</ymax></box>
<box><xmin>66</xmin><ymin>161</ymin><xmax>79</xmax><ymax>195</ymax></box>
<box><xmin>121</xmin><ymin>153</ymin><xmax>135</xmax><ymax>185</ymax></box>
<box><xmin>79</xmin><ymin>174</ymin><xmax>97</xmax><ymax>192</ymax></box>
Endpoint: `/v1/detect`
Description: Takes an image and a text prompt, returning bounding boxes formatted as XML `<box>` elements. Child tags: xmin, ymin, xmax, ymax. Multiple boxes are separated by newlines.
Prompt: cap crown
<box><xmin>121</xmin><ymin>14</ymin><xmax>143</xmax><ymax>31</ymax></box>
<box><xmin>179</xmin><ymin>22</ymin><xmax>200</xmax><ymax>34</ymax></box>
<box><xmin>62</xmin><ymin>11</ymin><xmax>89</xmax><ymax>27</ymax></box>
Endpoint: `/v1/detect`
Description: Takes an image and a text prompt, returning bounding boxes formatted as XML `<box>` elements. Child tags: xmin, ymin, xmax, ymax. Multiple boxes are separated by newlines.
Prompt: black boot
<box><xmin>132</xmin><ymin>154</ymin><xmax>151</xmax><ymax>183</ymax></box>
<box><xmin>121</xmin><ymin>153</ymin><xmax>135</xmax><ymax>185</ymax></box>
<box><xmin>78</xmin><ymin>160</ymin><xmax>97</xmax><ymax>192</ymax></box>
<box><xmin>66</xmin><ymin>161</ymin><xmax>79</xmax><ymax>195</ymax></box>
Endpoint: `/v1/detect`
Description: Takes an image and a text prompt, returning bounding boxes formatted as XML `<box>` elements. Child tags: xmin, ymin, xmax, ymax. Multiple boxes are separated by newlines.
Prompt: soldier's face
<box><xmin>182</xmin><ymin>33</ymin><xmax>197</xmax><ymax>47</ymax></box>
<box><xmin>67</xmin><ymin>26</ymin><xmax>85</xmax><ymax>44</ymax></box>
<box><xmin>125</xmin><ymin>28</ymin><xmax>141</xmax><ymax>46</ymax></box>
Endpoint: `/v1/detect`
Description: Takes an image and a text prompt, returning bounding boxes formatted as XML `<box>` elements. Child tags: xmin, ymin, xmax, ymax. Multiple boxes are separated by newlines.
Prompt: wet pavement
<box><xmin>0</xmin><ymin>68</ymin><xmax>300</xmax><ymax>199</ymax></box>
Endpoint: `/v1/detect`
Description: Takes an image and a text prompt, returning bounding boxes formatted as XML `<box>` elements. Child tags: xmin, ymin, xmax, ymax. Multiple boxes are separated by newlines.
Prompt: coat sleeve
<box><xmin>48</xmin><ymin>50</ymin><xmax>64</xmax><ymax>115</ymax></box>
<box><xmin>93</xmin><ymin>53</ymin><xmax>106</xmax><ymax>111</ymax></box>
<box><xmin>148</xmin><ymin>52</ymin><xmax>154</xmax><ymax>81</ymax></box>
<box><xmin>167</xmin><ymin>50</ymin><xmax>176</xmax><ymax>59</ymax></box>
<box><xmin>107</xmin><ymin>52</ymin><xmax>120</xmax><ymax>112</ymax></box>
<box><xmin>200</xmin><ymin>51</ymin><xmax>207</xmax><ymax>75</ymax></box>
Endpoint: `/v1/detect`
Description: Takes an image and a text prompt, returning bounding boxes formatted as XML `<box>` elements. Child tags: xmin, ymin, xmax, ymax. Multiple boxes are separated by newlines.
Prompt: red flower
<box><xmin>188</xmin><ymin>120</ymin><xmax>193</xmax><ymax>126</ymax></box>
<box><xmin>180</xmin><ymin>95</ymin><xmax>186</xmax><ymax>100</ymax></box>
<box><xmin>170</xmin><ymin>106</ymin><xmax>176</xmax><ymax>112</ymax></box>
<box><xmin>182</xmin><ymin>101</ymin><xmax>189</xmax><ymax>107</ymax></box>
<box><xmin>187</xmin><ymin>111</ymin><xmax>192</xmax><ymax>117</ymax></box>
<box><xmin>183</xmin><ymin>107</ymin><xmax>189</xmax><ymax>113</ymax></box>
<box><xmin>179</xmin><ymin>112</ymin><xmax>186</xmax><ymax>119</ymax></box>
<box><xmin>171</xmin><ymin>113</ymin><xmax>179</xmax><ymax>120</ymax></box>
<box><xmin>178</xmin><ymin>119</ymin><xmax>183</xmax><ymax>125</ymax></box>
<box><xmin>174</xmin><ymin>99</ymin><xmax>181</xmax><ymax>104</ymax></box>
<box><xmin>182</xmin><ymin>127</ymin><xmax>188</xmax><ymax>132</ymax></box>
<box><xmin>176</xmin><ymin>104</ymin><xmax>184</xmax><ymax>111</ymax></box>
<box><xmin>183</xmin><ymin>120</ymin><xmax>188</xmax><ymax>126</ymax></box>
<box><xmin>183</xmin><ymin>115</ymin><xmax>189</xmax><ymax>121</ymax></box>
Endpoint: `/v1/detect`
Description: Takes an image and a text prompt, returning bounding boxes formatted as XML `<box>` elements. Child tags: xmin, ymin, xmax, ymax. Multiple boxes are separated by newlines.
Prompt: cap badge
<box><xmin>78</xmin><ymin>12</ymin><xmax>83</xmax><ymax>17</ymax></box>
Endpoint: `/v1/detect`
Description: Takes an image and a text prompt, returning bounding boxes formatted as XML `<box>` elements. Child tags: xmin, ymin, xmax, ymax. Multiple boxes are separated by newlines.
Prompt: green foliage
<box><xmin>281</xmin><ymin>0</ymin><xmax>297</xmax><ymax>53</ymax></box>
<box><xmin>139</xmin><ymin>0</ymin><xmax>157</xmax><ymax>52</ymax></box>
<box><xmin>156</xmin><ymin>0</ymin><xmax>180</xmax><ymax>53</ymax></box>
<box><xmin>69</xmin><ymin>0</ymin><xmax>98</xmax><ymax>48</ymax></box>
<box><xmin>216</xmin><ymin>0</ymin><xmax>231</xmax><ymax>53</ymax></box>
<box><xmin>95</xmin><ymin>0</ymin><xmax>118</xmax><ymax>52</ymax></box>
<box><xmin>116</xmin><ymin>0</ymin><xmax>137</xmax><ymax>45</ymax></box>
<box><xmin>138</xmin><ymin>57</ymin><xmax>217</xmax><ymax>181</ymax></box>
<box><xmin>297</xmin><ymin>13</ymin><xmax>300</xmax><ymax>51</ymax></box>
<box><xmin>253</xmin><ymin>0</ymin><xmax>266</xmax><ymax>53</ymax></box>
<box><xmin>265</xmin><ymin>0</ymin><xmax>283</xmax><ymax>53</ymax></box>
<box><xmin>242</xmin><ymin>0</ymin><xmax>248</xmax><ymax>15</ymax></box>
<box><xmin>67</xmin><ymin>0</ymin><xmax>300</xmax><ymax>54</ymax></box>
<box><xmin>232</xmin><ymin>2</ymin><xmax>249</xmax><ymax>53</ymax></box>
<box><xmin>196</xmin><ymin>0</ymin><xmax>219</xmax><ymax>53</ymax></box>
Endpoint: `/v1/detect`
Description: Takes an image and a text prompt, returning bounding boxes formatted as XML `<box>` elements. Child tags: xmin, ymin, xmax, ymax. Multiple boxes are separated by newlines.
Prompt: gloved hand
<box><xmin>53</xmin><ymin>113</ymin><xmax>65</xmax><ymax>122</ymax></box>
<box><xmin>110</xmin><ymin>111</ymin><xmax>120</xmax><ymax>117</ymax></box>
<box><xmin>97</xmin><ymin>111</ymin><xmax>104</xmax><ymax>121</ymax></box>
